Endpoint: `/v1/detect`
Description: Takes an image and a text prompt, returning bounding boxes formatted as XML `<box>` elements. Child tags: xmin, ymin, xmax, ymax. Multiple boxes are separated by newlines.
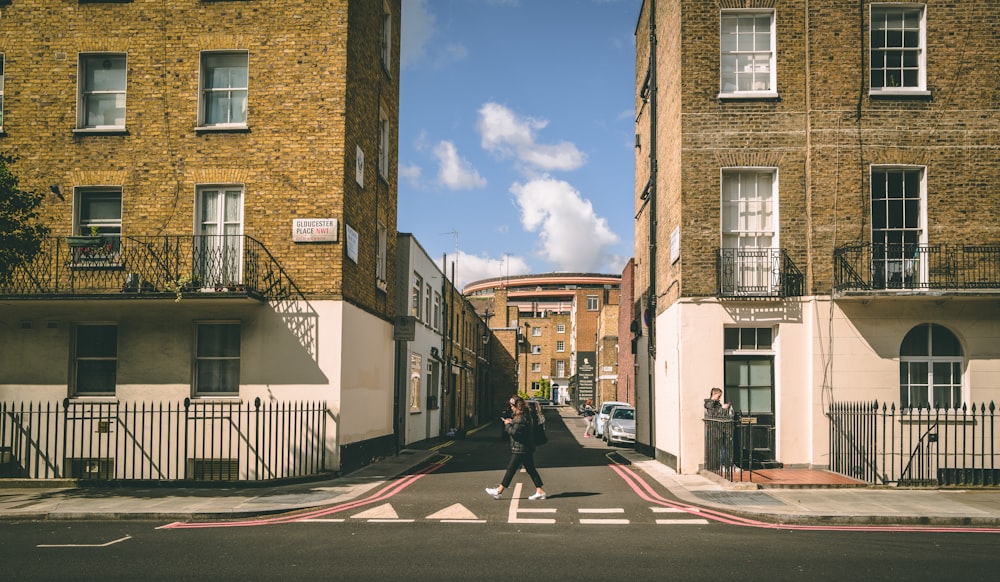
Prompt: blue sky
<box><xmin>399</xmin><ymin>0</ymin><xmax>642</xmax><ymax>289</ymax></box>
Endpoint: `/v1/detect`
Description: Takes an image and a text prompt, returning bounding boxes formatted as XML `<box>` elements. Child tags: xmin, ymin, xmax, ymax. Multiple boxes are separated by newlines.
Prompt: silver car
<box><xmin>594</xmin><ymin>400</ymin><xmax>629</xmax><ymax>437</ymax></box>
<box><xmin>603</xmin><ymin>406</ymin><xmax>636</xmax><ymax>446</ymax></box>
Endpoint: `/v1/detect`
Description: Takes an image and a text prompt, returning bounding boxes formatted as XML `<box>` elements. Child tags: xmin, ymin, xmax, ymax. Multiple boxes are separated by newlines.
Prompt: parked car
<box><xmin>603</xmin><ymin>406</ymin><xmax>636</xmax><ymax>446</ymax></box>
<box><xmin>594</xmin><ymin>400</ymin><xmax>629</xmax><ymax>438</ymax></box>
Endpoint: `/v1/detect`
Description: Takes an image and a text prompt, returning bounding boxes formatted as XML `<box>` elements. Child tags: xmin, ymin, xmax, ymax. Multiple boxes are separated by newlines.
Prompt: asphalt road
<box><xmin>2</xmin><ymin>410</ymin><xmax>998</xmax><ymax>580</ymax></box>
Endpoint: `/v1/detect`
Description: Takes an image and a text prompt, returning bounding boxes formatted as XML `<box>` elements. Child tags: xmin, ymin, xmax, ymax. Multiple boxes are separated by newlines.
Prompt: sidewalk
<box><xmin>1</xmin><ymin>409</ymin><xmax>999</xmax><ymax>527</ymax></box>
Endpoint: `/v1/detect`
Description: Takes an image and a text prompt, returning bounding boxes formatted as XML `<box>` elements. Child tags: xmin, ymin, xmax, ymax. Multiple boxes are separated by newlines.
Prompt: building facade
<box><xmin>465</xmin><ymin>273</ymin><xmax>621</xmax><ymax>407</ymax></box>
<box><xmin>0</xmin><ymin>0</ymin><xmax>401</xmax><ymax>478</ymax></box>
<box><xmin>633</xmin><ymin>0</ymin><xmax>1000</xmax><ymax>478</ymax></box>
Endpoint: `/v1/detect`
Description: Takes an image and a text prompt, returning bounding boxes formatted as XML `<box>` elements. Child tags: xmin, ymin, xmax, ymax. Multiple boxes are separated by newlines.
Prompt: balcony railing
<box><xmin>716</xmin><ymin>248</ymin><xmax>804</xmax><ymax>298</ymax></box>
<box><xmin>834</xmin><ymin>243</ymin><xmax>1000</xmax><ymax>293</ymax></box>
<box><xmin>0</xmin><ymin>235</ymin><xmax>301</xmax><ymax>302</ymax></box>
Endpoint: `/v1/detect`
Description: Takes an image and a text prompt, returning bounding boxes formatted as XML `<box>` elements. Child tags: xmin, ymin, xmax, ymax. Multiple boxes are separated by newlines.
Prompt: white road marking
<box><xmin>656</xmin><ymin>519</ymin><xmax>710</xmax><ymax>525</ymax></box>
<box><xmin>367</xmin><ymin>519</ymin><xmax>415</xmax><ymax>523</ymax></box>
<box><xmin>302</xmin><ymin>519</ymin><xmax>346</xmax><ymax>523</ymax></box>
<box><xmin>427</xmin><ymin>503</ymin><xmax>479</xmax><ymax>521</ymax></box>
<box><xmin>351</xmin><ymin>503</ymin><xmax>398</xmax><ymax>519</ymax></box>
<box><xmin>651</xmin><ymin>507</ymin><xmax>685</xmax><ymax>513</ymax></box>
<box><xmin>440</xmin><ymin>519</ymin><xmax>488</xmax><ymax>524</ymax></box>
<box><xmin>38</xmin><ymin>535</ymin><xmax>132</xmax><ymax>548</ymax></box>
<box><xmin>579</xmin><ymin>508</ymin><xmax>625</xmax><ymax>513</ymax></box>
<box><xmin>580</xmin><ymin>519</ymin><xmax>630</xmax><ymax>525</ymax></box>
<box><xmin>508</xmin><ymin>483</ymin><xmax>555</xmax><ymax>524</ymax></box>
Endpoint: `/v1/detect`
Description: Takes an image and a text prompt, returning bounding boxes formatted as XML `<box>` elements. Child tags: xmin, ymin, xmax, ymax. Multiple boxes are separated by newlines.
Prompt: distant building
<box><xmin>465</xmin><ymin>273</ymin><xmax>620</xmax><ymax>407</ymax></box>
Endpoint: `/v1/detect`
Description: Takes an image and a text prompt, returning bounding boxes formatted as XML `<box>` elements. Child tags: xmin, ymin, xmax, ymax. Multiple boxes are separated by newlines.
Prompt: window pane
<box><xmin>77</xmin><ymin>325</ymin><xmax>117</xmax><ymax>357</ymax></box>
<box><xmin>197</xmin><ymin>324</ymin><xmax>240</xmax><ymax>357</ymax></box>
<box><xmin>724</xmin><ymin>328</ymin><xmax>739</xmax><ymax>350</ymax></box>
<box><xmin>748</xmin><ymin>360</ymin><xmax>771</xmax><ymax>386</ymax></box>
<box><xmin>81</xmin><ymin>194</ymin><xmax>122</xmax><ymax>222</ymax></box>
<box><xmin>900</xmin><ymin>325</ymin><xmax>929</xmax><ymax>356</ymax></box>
<box><xmin>77</xmin><ymin>361</ymin><xmax>117</xmax><ymax>394</ymax></box>
<box><xmin>757</xmin><ymin>327</ymin><xmax>772</xmax><ymax>349</ymax></box>
<box><xmin>931</xmin><ymin>325</ymin><xmax>962</xmax><ymax>356</ymax></box>
<box><xmin>748</xmin><ymin>387</ymin><xmax>772</xmax><ymax>413</ymax></box>
<box><xmin>84</xmin><ymin>56</ymin><xmax>126</xmax><ymax>91</ymax></box>
<box><xmin>196</xmin><ymin>360</ymin><xmax>240</xmax><ymax>393</ymax></box>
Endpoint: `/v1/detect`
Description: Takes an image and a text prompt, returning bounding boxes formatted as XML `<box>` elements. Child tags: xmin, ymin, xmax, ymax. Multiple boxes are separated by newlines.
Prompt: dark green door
<box><xmin>724</xmin><ymin>356</ymin><xmax>776</xmax><ymax>467</ymax></box>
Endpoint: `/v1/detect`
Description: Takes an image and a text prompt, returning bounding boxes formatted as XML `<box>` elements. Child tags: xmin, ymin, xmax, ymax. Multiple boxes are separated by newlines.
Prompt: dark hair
<box><xmin>509</xmin><ymin>396</ymin><xmax>527</xmax><ymax>417</ymax></box>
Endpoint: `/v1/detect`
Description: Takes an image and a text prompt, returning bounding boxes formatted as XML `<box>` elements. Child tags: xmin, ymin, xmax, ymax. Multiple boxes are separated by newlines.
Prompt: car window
<box><xmin>600</xmin><ymin>402</ymin><xmax>626</xmax><ymax>414</ymax></box>
<box><xmin>612</xmin><ymin>408</ymin><xmax>635</xmax><ymax>420</ymax></box>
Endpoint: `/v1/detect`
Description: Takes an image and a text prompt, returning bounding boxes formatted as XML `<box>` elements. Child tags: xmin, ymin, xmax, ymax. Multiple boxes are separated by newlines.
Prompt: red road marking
<box><xmin>160</xmin><ymin>459</ymin><xmax>445</xmax><ymax>530</ymax></box>
<box><xmin>610</xmin><ymin>462</ymin><xmax>1000</xmax><ymax>534</ymax></box>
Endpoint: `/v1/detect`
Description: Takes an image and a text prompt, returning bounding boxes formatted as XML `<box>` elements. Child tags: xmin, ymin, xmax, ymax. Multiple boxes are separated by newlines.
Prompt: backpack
<box><xmin>533</xmin><ymin>421</ymin><xmax>548</xmax><ymax>446</ymax></box>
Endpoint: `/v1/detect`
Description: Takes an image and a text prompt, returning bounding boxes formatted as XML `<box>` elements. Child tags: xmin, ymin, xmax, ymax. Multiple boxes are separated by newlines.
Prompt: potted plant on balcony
<box><xmin>67</xmin><ymin>226</ymin><xmax>116</xmax><ymax>262</ymax></box>
<box><xmin>66</xmin><ymin>225</ymin><xmax>103</xmax><ymax>248</ymax></box>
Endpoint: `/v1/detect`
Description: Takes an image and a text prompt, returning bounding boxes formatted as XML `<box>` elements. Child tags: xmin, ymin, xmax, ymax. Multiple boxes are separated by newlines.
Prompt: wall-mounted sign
<box><xmin>292</xmin><ymin>218</ymin><xmax>338</xmax><ymax>243</ymax></box>
<box><xmin>670</xmin><ymin>226</ymin><xmax>680</xmax><ymax>264</ymax></box>
<box><xmin>346</xmin><ymin>223</ymin><xmax>359</xmax><ymax>263</ymax></box>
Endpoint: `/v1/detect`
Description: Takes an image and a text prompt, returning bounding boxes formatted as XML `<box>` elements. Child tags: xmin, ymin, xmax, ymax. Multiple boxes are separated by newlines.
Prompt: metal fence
<box><xmin>704</xmin><ymin>414</ymin><xmax>737</xmax><ymax>481</ymax></box>
<box><xmin>834</xmin><ymin>243</ymin><xmax>1000</xmax><ymax>292</ymax></box>
<box><xmin>0</xmin><ymin>398</ymin><xmax>327</xmax><ymax>482</ymax></box>
<box><xmin>703</xmin><ymin>411</ymin><xmax>773</xmax><ymax>482</ymax></box>
<box><xmin>828</xmin><ymin>401</ymin><xmax>998</xmax><ymax>486</ymax></box>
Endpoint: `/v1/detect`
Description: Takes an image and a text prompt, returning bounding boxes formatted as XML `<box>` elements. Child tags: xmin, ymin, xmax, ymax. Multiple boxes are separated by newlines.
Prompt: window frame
<box><xmin>376</xmin><ymin>220</ymin><xmax>387</xmax><ymax>285</ymax></box>
<box><xmin>412</xmin><ymin>273</ymin><xmax>423</xmax><ymax>319</ymax></box>
<box><xmin>197</xmin><ymin>50</ymin><xmax>249</xmax><ymax>130</ymax></box>
<box><xmin>869</xmin><ymin>4</ymin><xmax>928</xmax><ymax>96</ymax></box>
<box><xmin>381</xmin><ymin>0</ymin><xmax>392</xmax><ymax>74</ymax></box>
<box><xmin>586</xmin><ymin>296</ymin><xmax>599</xmax><ymax>311</ymax></box>
<box><xmin>899</xmin><ymin>323</ymin><xmax>965</xmax><ymax>410</ymax></box>
<box><xmin>531</xmin><ymin>362</ymin><xmax>541</xmax><ymax>373</ymax></box>
<box><xmin>409</xmin><ymin>352</ymin><xmax>422</xmax><ymax>412</ymax></box>
<box><xmin>556</xmin><ymin>340</ymin><xmax>565</xmax><ymax>353</ymax></box>
<box><xmin>72</xmin><ymin>323</ymin><xmax>118</xmax><ymax>397</ymax></box>
<box><xmin>719</xmin><ymin>9</ymin><xmax>777</xmax><ymax>99</ymax></box>
<box><xmin>378</xmin><ymin>107</ymin><xmax>389</xmax><ymax>179</ymax></box>
<box><xmin>76</xmin><ymin>52</ymin><xmax>128</xmax><ymax>132</ymax></box>
<box><xmin>556</xmin><ymin>323</ymin><xmax>565</xmax><ymax>334</ymax></box>
<box><xmin>193</xmin><ymin>321</ymin><xmax>241</xmax><ymax>397</ymax></box>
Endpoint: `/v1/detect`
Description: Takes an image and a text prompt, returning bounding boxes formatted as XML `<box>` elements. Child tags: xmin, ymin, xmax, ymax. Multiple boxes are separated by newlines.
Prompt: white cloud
<box><xmin>511</xmin><ymin>176</ymin><xmax>620</xmax><ymax>272</ymax></box>
<box><xmin>399</xmin><ymin>163</ymin><xmax>422</xmax><ymax>189</ymax></box>
<box><xmin>477</xmin><ymin>102</ymin><xmax>587</xmax><ymax>172</ymax></box>
<box><xmin>433</xmin><ymin>141</ymin><xmax>487</xmax><ymax>190</ymax></box>
<box><xmin>433</xmin><ymin>42</ymin><xmax>469</xmax><ymax>69</ymax></box>
<box><xmin>446</xmin><ymin>251</ymin><xmax>531</xmax><ymax>290</ymax></box>
<box><xmin>401</xmin><ymin>0</ymin><xmax>435</xmax><ymax>70</ymax></box>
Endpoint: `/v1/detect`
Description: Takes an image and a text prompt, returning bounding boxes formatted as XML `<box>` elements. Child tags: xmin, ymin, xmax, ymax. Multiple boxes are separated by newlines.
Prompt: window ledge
<box><xmin>73</xmin><ymin>128</ymin><xmax>129</xmax><ymax>136</ymax></box>
<box><xmin>68</xmin><ymin>396</ymin><xmax>118</xmax><ymax>402</ymax></box>
<box><xmin>195</xmin><ymin>125</ymin><xmax>250</xmax><ymax>134</ymax></box>
<box><xmin>718</xmin><ymin>92</ymin><xmax>780</xmax><ymax>101</ymax></box>
<box><xmin>869</xmin><ymin>90</ymin><xmax>932</xmax><ymax>100</ymax></box>
<box><xmin>188</xmin><ymin>396</ymin><xmax>243</xmax><ymax>404</ymax></box>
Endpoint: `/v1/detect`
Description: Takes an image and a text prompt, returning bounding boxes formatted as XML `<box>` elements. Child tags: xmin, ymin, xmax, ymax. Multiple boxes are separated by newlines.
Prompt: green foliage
<box><xmin>0</xmin><ymin>155</ymin><xmax>49</xmax><ymax>282</ymax></box>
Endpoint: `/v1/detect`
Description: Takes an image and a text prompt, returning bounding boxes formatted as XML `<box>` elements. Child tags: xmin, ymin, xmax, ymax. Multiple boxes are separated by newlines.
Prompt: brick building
<box><xmin>633</xmin><ymin>0</ymin><xmax>1000</xmax><ymax>477</ymax></box>
<box><xmin>465</xmin><ymin>273</ymin><xmax>621</xmax><ymax>408</ymax></box>
<box><xmin>0</xmin><ymin>0</ymin><xmax>401</xmax><ymax>478</ymax></box>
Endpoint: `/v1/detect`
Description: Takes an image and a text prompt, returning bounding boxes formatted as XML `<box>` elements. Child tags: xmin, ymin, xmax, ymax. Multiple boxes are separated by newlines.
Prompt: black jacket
<box><xmin>506</xmin><ymin>412</ymin><xmax>535</xmax><ymax>454</ymax></box>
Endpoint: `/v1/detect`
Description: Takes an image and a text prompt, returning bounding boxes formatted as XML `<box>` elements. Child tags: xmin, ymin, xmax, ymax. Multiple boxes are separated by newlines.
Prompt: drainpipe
<box><xmin>645</xmin><ymin>0</ymin><xmax>658</xmax><ymax>453</ymax></box>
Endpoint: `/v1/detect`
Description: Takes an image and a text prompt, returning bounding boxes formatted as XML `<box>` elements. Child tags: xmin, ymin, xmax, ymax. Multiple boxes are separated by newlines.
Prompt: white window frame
<box><xmin>412</xmin><ymin>273</ymin><xmax>423</xmax><ymax>319</ymax></box>
<box><xmin>532</xmin><ymin>345</ymin><xmax>541</xmax><ymax>355</ymax></box>
<box><xmin>376</xmin><ymin>220</ymin><xmax>387</xmax><ymax>283</ymax></box>
<box><xmin>198</xmin><ymin>51</ymin><xmax>249</xmax><ymax>129</ymax></box>
<box><xmin>556</xmin><ymin>340</ymin><xmax>565</xmax><ymax>353</ymax></box>
<box><xmin>425</xmin><ymin>283</ymin><xmax>432</xmax><ymax>322</ymax></box>
<box><xmin>556</xmin><ymin>323</ymin><xmax>565</xmax><ymax>334</ymax></box>
<box><xmin>532</xmin><ymin>326</ymin><xmax>541</xmax><ymax>337</ymax></box>
<box><xmin>196</xmin><ymin>185</ymin><xmax>245</xmax><ymax>286</ymax></box>
<box><xmin>433</xmin><ymin>292</ymin><xmax>441</xmax><ymax>330</ymax></box>
<box><xmin>194</xmin><ymin>321</ymin><xmax>241</xmax><ymax>396</ymax></box>
<box><xmin>870</xmin><ymin>4</ymin><xmax>928</xmax><ymax>95</ymax></box>
<box><xmin>381</xmin><ymin>1</ymin><xmax>392</xmax><ymax>73</ymax></box>
<box><xmin>77</xmin><ymin>53</ymin><xmax>127</xmax><ymax>131</ymax></box>
<box><xmin>72</xmin><ymin>323</ymin><xmax>118</xmax><ymax>396</ymax></box>
<box><xmin>899</xmin><ymin>324</ymin><xmax>965</xmax><ymax>410</ymax></box>
<box><xmin>720</xmin><ymin>167</ymin><xmax>779</xmax><ymax>296</ymax></box>
<box><xmin>870</xmin><ymin>165</ymin><xmax>927</xmax><ymax>289</ymax></box>
<box><xmin>556</xmin><ymin>361</ymin><xmax>566</xmax><ymax>376</ymax></box>
<box><xmin>586</xmin><ymin>296</ymin><xmax>599</xmax><ymax>311</ymax></box>
<box><xmin>378</xmin><ymin>107</ymin><xmax>389</xmax><ymax>179</ymax></box>
<box><xmin>719</xmin><ymin>9</ymin><xmax>777</xmax><ymax>99</ymax></box>
<box><xmin>531</xmin><ymin>363</ymin><xmax>541</xmax><ymax>373</ymax></box>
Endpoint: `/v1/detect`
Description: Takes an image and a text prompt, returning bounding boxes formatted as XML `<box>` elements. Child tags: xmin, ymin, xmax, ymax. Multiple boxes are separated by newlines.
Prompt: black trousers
<box><xmin>501</xmin><ymin>450</ymin><xmax>544</xmax><ymax>488</ymax></box>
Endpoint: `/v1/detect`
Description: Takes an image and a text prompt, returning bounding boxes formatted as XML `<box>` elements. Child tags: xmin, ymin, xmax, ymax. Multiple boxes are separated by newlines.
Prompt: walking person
<box><xmin>486</xmin><ymin>396</ymin><xmax>547</xmax><ymax>501</ymax></box>
<box><xmin>582</xmin><ymin>398</ymin><xmax>596</xmax><ymax>437</ymax></box>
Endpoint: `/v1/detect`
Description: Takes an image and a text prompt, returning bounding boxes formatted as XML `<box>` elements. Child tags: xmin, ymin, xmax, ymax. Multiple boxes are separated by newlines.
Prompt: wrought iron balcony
<box><xmin>833</xmin><ymin>243</ymin><xmax>1000</xmax><ymax>294</ymax></box>
<box><xmin>716</xmin><ymin>248</ymin><xmax>804</xmax><ymax>298</ymax></box>
<box><xmin>0</xmin><ymin>235</ymin><xmax>301</xmax><ymax>301</ymax></box>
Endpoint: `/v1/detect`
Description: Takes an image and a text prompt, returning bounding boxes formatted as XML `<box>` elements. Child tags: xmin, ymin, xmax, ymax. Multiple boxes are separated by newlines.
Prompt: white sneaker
<box><xmin>485</xmin><ymin>487</ymin><xmax>502</xmax><ymax>500</ymax></box>
<box><xmin>528</xmin><ymin>492</ymin><xmax>546</xmax><ymax>500</ymax></box>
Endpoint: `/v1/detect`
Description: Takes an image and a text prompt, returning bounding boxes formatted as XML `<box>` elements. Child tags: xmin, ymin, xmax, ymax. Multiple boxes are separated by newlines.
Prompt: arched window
<box><xmin>899</xmin><ymin>323</ymin><xmax>963</xmax><ymax>409</ymax></box>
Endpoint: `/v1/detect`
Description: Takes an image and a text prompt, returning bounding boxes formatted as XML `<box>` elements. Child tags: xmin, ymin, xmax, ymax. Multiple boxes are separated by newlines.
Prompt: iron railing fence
<box><xmin>0</xmin><ymin>235</ymin><xmax>301</xmax><ymax>302</ymax></box>
<box><xmin>703</xmin><ymin>411</ymin><xmax>774</xmax><ymax>482</ymax></box>
<box><xmin>828</xmin><ymin>401</ymin><xmax>998</xmax><ymax>486</ymax></box>
<box><xmin>716</xmin><ymin>248</ymin><xmax>804</xmax><ymax>298</ymax></box>
<box><xmin>834</xmin><ymin>243</ymin><xmax>1000</xmax><ymax>292</ymax></box>
<box><xmin>0</xmin><ymin>398</ymin><xmax>327</xmax><ymax>482</ymax></box>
